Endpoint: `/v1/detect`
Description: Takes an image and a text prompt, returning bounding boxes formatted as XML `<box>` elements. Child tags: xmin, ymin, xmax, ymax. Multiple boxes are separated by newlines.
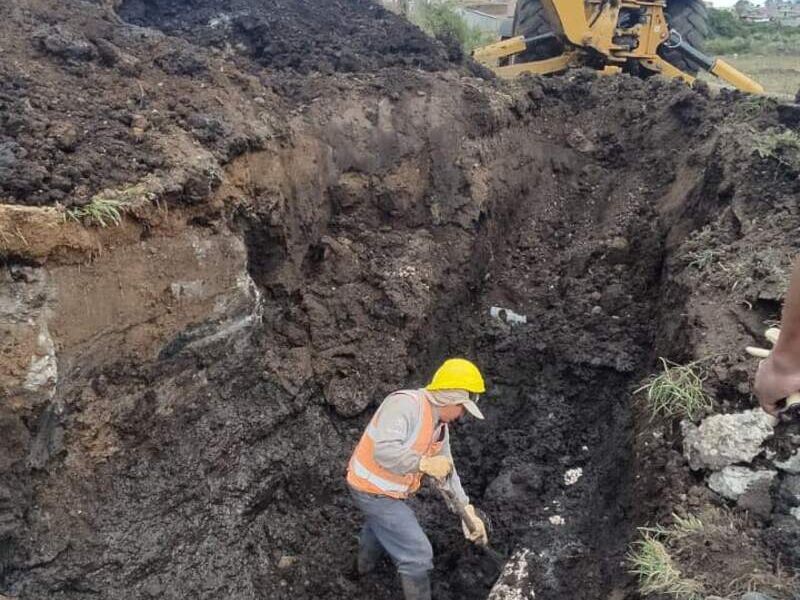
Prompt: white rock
<box><xmin>548</xmin><ymin>515</ymin><xmax>565</xmax><ymax>526</ymax></box>
<box><xmin>773</xmin><ymin>450</ymin><xmax>800</xmax><ymax>474</ymax></box>
<box><xmin>489</xmin><ymin>306</ymin><xmax>527</xmax><ymax>326</ymax></box>
<box><xmin>23</xmin><ymin>323</ymin><xmax>57</xmax><ymax>396</ymax></box>
<box><xmin>707</xmin><ymin>466</ymin><xmax>777</xmax><ymax>500</ymax></box>
<box><xmin>682</xmin><ymin>409</ymin><xmax>775</xmax><ymax>471</ymax></box>
<box><xmin>563</xmin><ymin>468</ymin><xmax>582</xmax><ymax>486</ymax></box>
<box><xmin>488</xmin><ymin>548</ymin><xmax>536</xmax><ymax>600</ymax></box>
<box><xmin>790</xmin><ymin>507</ymin><xmax>800</xmax><ymax>522</ymax></box>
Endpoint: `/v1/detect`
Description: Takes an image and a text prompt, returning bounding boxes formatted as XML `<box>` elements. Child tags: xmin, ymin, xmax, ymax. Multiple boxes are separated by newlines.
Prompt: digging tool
<box><xmin>432</xmin><ymin>479</ymin><xmax>506</xmax><ymax>566</ymax></box>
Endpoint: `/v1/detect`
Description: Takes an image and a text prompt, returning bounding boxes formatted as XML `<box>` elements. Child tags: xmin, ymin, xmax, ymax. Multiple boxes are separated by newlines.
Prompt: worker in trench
<box><xmin>346</xmin><ymin>358</ymin><xmax>489</xmax><ymax>600</ymax></box>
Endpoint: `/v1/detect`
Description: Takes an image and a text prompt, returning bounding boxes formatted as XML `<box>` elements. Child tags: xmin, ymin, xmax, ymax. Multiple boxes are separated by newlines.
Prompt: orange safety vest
<box><xmin>346</xmin><ymin>390</ymin><xmax>444</xmax><ymax>499</ymax></box>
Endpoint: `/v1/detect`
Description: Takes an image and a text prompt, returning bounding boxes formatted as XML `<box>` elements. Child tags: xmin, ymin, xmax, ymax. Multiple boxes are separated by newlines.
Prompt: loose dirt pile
<box><xmin>117</xmin><ymin>0</ymin><xmax>456</xmax><ymax>74</ymax></box>
<box><xmin>1</xmin><ymin>1</ymin><xmax>799</xmax><ymax>600</ymax></box>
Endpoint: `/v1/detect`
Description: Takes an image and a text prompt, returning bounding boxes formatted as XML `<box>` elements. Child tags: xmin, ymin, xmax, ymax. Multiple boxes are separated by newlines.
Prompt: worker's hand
<box><xmin>419</xmin><ymin>455</ymin><xmax>452</xmax><ymax>480</ymax></box>
<box><xmin>747</xmin><ymin>327</ymin><xmax>800</xmax><ymax>416</ymax></box>
<box><xmin>461</xmin><ymin>504</ymin><xmax>488</xmax><ymax>546</ymax></box>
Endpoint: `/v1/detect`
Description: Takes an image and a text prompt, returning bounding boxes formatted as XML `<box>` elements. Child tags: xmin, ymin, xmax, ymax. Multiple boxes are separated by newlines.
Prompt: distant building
<box><xmin>739</xmin><ymin>0</ymin><xmax>800</xmax><ymax>24</ymax></box>
<box><xmin>456</xmin><ymin>1</ymin><xmax>515</xmax><ymax>33</ymax></box>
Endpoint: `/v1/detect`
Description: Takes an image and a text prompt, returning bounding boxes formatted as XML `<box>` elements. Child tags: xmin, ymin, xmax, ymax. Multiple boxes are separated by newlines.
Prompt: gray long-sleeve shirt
<box><xmin>370</xmin><ymin>390</ymin><xmax>470</xmax><ymax>505</ymax></box>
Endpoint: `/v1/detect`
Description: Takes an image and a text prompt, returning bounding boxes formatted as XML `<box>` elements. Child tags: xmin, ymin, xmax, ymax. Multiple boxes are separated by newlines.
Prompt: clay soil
<box><xmin>1</xmin><ymin>1</ymin><xmax>799</xmax><ymax>599</ymax></box>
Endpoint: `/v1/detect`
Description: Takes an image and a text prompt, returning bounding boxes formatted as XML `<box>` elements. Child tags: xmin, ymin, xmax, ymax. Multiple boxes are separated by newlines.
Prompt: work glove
<box><xmin>461</xmin><ymin>504</ymin><xmax>488</xmax><ymax>546</ymax></box>
<box><xmin>419</xmin><ymin>455</ymin><xmax>452</xmax><ymax>480</ymax></box>
<box><xmin>746</xmin><ymin>327</ymin><xmax>800</xmax><ymax>417</ymax></box>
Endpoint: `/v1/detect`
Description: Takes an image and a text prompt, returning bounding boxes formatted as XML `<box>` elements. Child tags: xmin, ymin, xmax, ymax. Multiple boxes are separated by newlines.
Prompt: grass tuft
<box><xmin>753</xmin><ymin>129</ymin><xmax>800</xmax><ymax>168</ymax></box>
<box><xmin>66</xmin><ymin>196</ymin><xmax>125</xmax><ymax>227</ymax></box>
<box><xmin>628</xmin><ymin>532</ymin><xmax>703</xmax><ymax>599</ymax></box>
<box><xmin>685</xmin><ymin>248</ymin><xmax>717</xmax><ymax>271</ymax></box>
<box><xmin>635</xmin><ymin>358</ymin><xmax>712</xmax><ymax>421</ymax></box>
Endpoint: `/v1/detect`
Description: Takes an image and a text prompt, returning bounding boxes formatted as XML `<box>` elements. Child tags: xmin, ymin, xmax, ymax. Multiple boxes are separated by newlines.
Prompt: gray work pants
<box><xmin>350</xmin><ymin>488</ymin><xmax>434</xmax><ymax>577</ymax></box>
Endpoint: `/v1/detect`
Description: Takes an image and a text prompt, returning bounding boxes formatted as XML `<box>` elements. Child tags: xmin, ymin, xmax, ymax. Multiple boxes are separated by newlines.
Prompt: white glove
<box><xmin>419</xmin><ymin>455</ymin><xmax>452</xmax><ymax>480</ymax></box>
<box><xmin>461</xmin><ymin>504</ymin><xmax>488</xmax><ymax>546</ymax></box>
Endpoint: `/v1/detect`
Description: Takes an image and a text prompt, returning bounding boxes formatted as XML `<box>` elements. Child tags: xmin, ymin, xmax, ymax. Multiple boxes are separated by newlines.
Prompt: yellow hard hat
<box><xmin>426</xmin><ymin>358</ymin><xmax>485</xmax><ymax>393</ymax></box>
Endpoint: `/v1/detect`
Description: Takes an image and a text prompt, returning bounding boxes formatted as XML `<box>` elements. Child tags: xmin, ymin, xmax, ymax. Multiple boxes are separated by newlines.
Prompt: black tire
<box><xmin>659</xmin><ymin>0</ymin><xmax>710</xmax><ymax>75</ymax></box>
<box><xmin>511</xmin><ymin>0</ymin><xmax>563</xmax><ymax>63</ymax></box>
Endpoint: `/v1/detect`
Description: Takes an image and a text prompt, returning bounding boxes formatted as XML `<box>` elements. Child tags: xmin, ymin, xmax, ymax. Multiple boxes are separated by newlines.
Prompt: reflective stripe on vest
<box><xmin>346</xmin><ymin>389</ymin><xmax>443</xmax><ymax>499</ymax></box>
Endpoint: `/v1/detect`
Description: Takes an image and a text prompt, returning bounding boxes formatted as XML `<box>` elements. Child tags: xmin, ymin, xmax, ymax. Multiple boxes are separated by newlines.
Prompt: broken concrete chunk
<box><xmin>707</xmin><ymin>466</ymin><xmax>776</xmax><ymax>501</ymax></box>
<box><xmin>487</xmin><ymin>548</ymin><xmax>536</xmax><ymax>600</ymax></box>
<box><xmin>682</xmin><ymin>409</ymin><xmax>775</xmax><ymax>471</ymax></box>
<box><xmin>773</xmin><ymin>449</ymin><xmax>800</xmax><ymax>474</ymax></box>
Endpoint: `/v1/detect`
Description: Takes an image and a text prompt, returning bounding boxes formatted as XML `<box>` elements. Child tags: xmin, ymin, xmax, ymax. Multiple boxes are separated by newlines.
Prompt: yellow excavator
<box><xmin>473</xmin><ymin>0</ymin><xmax>764</xmax><ymax>93</ymax></box>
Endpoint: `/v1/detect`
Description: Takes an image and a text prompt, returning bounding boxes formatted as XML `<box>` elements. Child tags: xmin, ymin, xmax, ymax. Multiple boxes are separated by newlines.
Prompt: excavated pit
<box><xmin>2</xmin><ymin>1</ymin><xmax>800</xmax><ymax>599</ymax></box>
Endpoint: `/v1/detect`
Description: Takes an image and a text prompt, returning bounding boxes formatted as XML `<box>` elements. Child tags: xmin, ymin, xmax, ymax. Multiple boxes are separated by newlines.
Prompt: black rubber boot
<box><xmin>356</xmin><ymin>539</ymin><xmax>383</xmax><ymax>576</ymax></box>
<box><xmin>400</xmin><ymin>573</ymin><xmax>432</xmax><ymax>600</ymax></box>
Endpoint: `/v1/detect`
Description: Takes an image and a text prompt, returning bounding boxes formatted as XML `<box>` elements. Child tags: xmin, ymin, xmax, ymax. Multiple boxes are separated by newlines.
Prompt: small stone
<box><xmin>548</xmin><ymin>515</ymin><xmax>565</xmax><ymax>526</ymax></box>
<box><xmin>707</xmin><ymin>466</ymin><xmax>776</xmax><ymax>501</ymax></box>
<box><xmin>130</xmin><ymin>114</ymin><xmax>149</xmax><ymax>131</ymax></box>
<box><xmin>277</xmin><ymin>555</ymin><xmax>298</xmax><ymax>569</ymax></box>
<box><xmin>52</xmin><ymin>122</ymin><xmax>79</xmax><ymax>152</ymax></box>
<box><xmin>254</xmin><ymin>96</ymin><xmax>266</xmax><ymax>106</ymax></box>
<box><xmin>591</xmin><ymin>305</ymin><xmax>602</xmax><ymax>315</ymax></box>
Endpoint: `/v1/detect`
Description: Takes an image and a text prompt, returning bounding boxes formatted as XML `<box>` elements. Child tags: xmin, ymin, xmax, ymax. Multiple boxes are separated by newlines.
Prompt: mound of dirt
<box><xmin>117</xmin><ymin>0</ymin><xmax>455</xmax><ymax>75</ymax></box>
<box><xmin>2</xmin><ymin>1</ymin><xmax>800</xmax><ymax>600</ymax></box>
<box><xmin>0</xmin><ymin>0</ymin><xmax>461</xmax><ymax>207</ymax></box>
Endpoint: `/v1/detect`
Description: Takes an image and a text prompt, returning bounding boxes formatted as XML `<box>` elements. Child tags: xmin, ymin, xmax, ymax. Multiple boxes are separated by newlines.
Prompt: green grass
<box><xmin>410</xmin><ymin>1</ymin><xmax>495</xmax><ymax>53</ymax></box>
<box><xmin>706</xmin><ymin>30</ymin><xmax>800</xmax><ymax>57</ymax></box>
<box><xmin>685</xmin><ymin>248</ymin><xmax>717</xmax><ymax>271</ymax></box>
<box><xmin>635</xmin><ymin>359</ymin><xmax>712</xmax><ymax>421</ymax></box>
<box><xmin>628</xmin><ymin>532</ymin><xmax>703</xmax><ymax>600</ymax></box>
<box><xmin>643</xmin><ymin>513</ymin><xmax>705</xmax><ymax>540</ymax></box>
<box><xmin>66</xmin><ymin>197</ymin><xmax>125</xmax><ymax>227</ymax></box>
<box><xmin>721</xmin><ymin>54</ymin><xmax>799</xmax><ymax>98</ymax></box>
<box><xmin>752</xmin><ymin>128</ymin><xmax>800</xmax><ymax>167</ymax></box>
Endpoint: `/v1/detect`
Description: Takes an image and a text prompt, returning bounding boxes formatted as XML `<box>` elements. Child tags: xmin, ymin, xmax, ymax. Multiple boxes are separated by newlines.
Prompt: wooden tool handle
<box><xmin>434</xmin><ymin>481</ymin><xmax>480</xmax><ymax>535</ymax></box>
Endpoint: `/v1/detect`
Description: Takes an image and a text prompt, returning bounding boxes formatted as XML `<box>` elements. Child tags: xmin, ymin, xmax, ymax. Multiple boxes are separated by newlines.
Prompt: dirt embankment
<box><xmin>2</xmin><ymin>1</ymin><xmax>800</xmax><ymax>600</ymax></box>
